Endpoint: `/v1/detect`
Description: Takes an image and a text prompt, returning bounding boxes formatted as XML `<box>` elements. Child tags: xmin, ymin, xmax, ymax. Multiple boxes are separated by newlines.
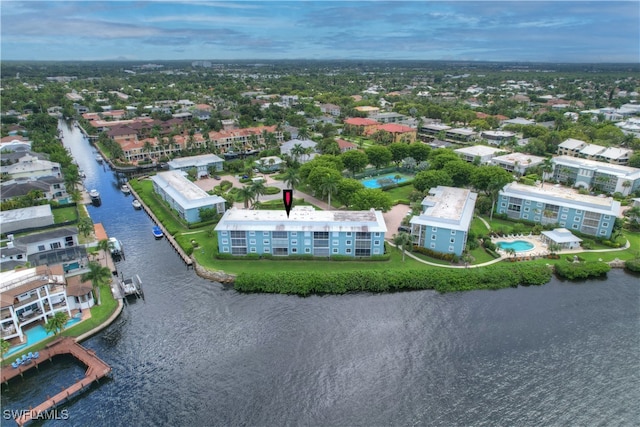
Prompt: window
<box><xmin>250</xmin><ymin>247</ymin><xmax>256</xmax><ymax>253</ymax></box>
<box><xmin>524</xmin><ymin>207</ymin><xmax>530</xmax><ymax>212</ymax></box>
<box><xmin>231</xmin><ymin>247</ymin><xmax>246</xmax><ymax>255</ymax></box>
<box><xmin>374</xmin><ymin>240</ymin><xmax>380</xmax><ymax>246</ymax></box>
<box><xmin>346</xmin><ymin>248</ymin><xmax>352</xmax><ymax>254</ymax></box>
<box><xmin>50</xmin><ymin>242</ymin><xmax>61</xmax><ymax>250</ymax></box>
<box><xmin>249</xmin><ymin>231</ymin><xmax>255</xmax><ymax>236</ymax></box>
<box><xmin>562</xmin><ymin>207</ymin><xmax>569</xmax><ymax>212</ymax></box>
<box><xmin>222</xmin><ymin>247</ymin><xmax>229</xmax><ymax>253</ymax></box>
<box><xmin>449</xmin><ymin>246</ymin><xmax>454</xmax><ymax>252</ymax></box>
<box><xmin>450</xmin><ymin>230</ymin><xmax>456</xmax><ymax>235</ymax></box>
<box><xmin>291</xmin><ymin>232</ymin><xmax>297</xmax><ymax>237</ymax></box>
<box><xmin>575</xmin><ymin>210</ymin><xmax>582</xmax><ymax>214</ymax></box>
<box><xmin>263</xmin><ymin>240</ymin><xmax>270</xmax><ymax>245</ymax></box>
<box><xmin>264</xmin><ymin>247</ymin><xmax>271</xmax><ymax>253</ymax></box>
<box><xmin>374</xmin><ymin>232</ymin><xmax>380</xmax><ymax>237</ymax></box>
<box><xmin>430</xmin><ymin>243</ymin><xmax>435</xmax><ymax>249</ymax></box>
<box><xmin>249</xmin><ymin>239</ymin><xmax>256</xmax><ymax>245</ymax></box>
<box><xmin>263</xmin><ymin>232</ymin><xmax>269</xmax><ymax>236</ymax></box>
<box><xmin>525</xmin><ymin>200</ymin><xmax>531</xmax><ymax>205</ymax></box>
<box><xmin>572</xmin><ymin>224</ymin><xmax>579</xmax><ymax>229</ymax></box>
<box><xmin>501</xmin><ymin>202</ymin><xmax>506</xmax><ymax>207</ymax></box>
<box><xmin>602</xmin><ymin>223</ymin><xmax>608</xmax><ymax>228</ymax></box>
<box><xmin>221</xmin><ymin>231</ymin><xmax>228</xmax><ymax>236</ymax></box>
<box><xmin>333</xmin><ymin>248</ymin><xmax>338</xmax><ymax>254</ymax></box>
<box><xmin>222</xmin><ymin>239</ymin><xmax>228</xmax><ymax>244</ymax></box>
<box><xmin>273</xmin><ymin>231</ymin><xmax>287</xmax><ymax>239</ymax></box>
<box><xmin>600</xmin><ymin>230</ymin><xmax>607</xmax><ymax>235</ymax></box>
<box><xmin>561</xmin><ymin>214</ymin><xmax>567</xmax><ymax>220</ymax></box>
<box><xmin>373</xmin><ymin>249</ymin><xmax>380</xmax><ymax>255</ymax></box>
<box><xmin>450</xmin><ymin>238</ymin><xmax>455</xmax><ymax>243</ymax></box>
<box><xmin>273</xmin><ymin>247</ymin><xmax>288</xmax><ymax>256</ymax></box>
<box><xmin>291</xmin><ymin>240</ymin><xmax>297</xmax><ymax>245</ymax></box>
<box><xmin>333</xmin><ymin>240</ymin><xmax>339</xmax><ymax>246</ymax></box>
<box><xmin>305</xmin><ymin>239</ymin><xmax>311</xmax><ymax>246</ymax></box>
<box><xmin>431</xmin><ymin>235</ymin><xmax>436</xmax><ymax>240</ymax></box>
<box><xmin>346</xmin><ymin>240</ymin><xmax>352</xmax><ymax>245</ymax></box>
<box><xmin>305</xmin><ymin>248</ymin><xmax>311</xmax><ymax>253</ymax></box>
<box><xmin>432</xmin><ymin>227</ymin><xmax>438</xmax><ymax>232</ymax></box>
<box><xmin>38</xmin><ymin>245</ymin><xmax>45</xmax><ymax>251</ymax></box>
<box><xmin>291</xmin><ymin>248</ymin><xmax>297</xmax><ymax>253</ymax></box>
<box><xmin>346</xmin><ymin>232</ymin><xmax>352</xmax><ymax>237</ymax></box>
<box><xmin>604</xmin><ymin>215</ymin><xmax>611</xmax><ymax>220</ymax></box>
<box><xmin>574</xmin><ymin>217</ymin><xmax>580</xmax><ymax>222</ymax></box>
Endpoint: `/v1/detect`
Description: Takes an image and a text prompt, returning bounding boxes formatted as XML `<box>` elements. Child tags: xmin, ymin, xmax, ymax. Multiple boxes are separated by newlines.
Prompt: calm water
<box><xmin>361</xmin><ymin>173</ymin><xmax>411</xmax><ymax>189</ymax></box>
<box><xmin>497</xmin><ymin>240</ymin><xmax>535</xmax><ymax>252</ymax></box>
<box><xmin>1</xmin><ymin>123</ymin><xmax>639</xmax><ymax>426</ymax></box>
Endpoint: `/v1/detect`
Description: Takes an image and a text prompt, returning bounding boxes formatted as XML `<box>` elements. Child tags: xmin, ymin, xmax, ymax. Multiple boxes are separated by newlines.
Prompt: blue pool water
<box><xmin>497</xmin><ymin>240</ymin><xmax>535</xmax><ymax>252</ymax></box>
<box><xmin>361</xmin><ymin>173</ymin><xmax>411</xmax><ymax>189</ymax></box>
<box><xmin>5</xmin><ymin>315</ymin><xmax>82</xmax><ymax>357</ymax></box>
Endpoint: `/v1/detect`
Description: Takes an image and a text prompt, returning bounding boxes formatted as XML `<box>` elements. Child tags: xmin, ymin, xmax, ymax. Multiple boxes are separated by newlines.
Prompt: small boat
<box><xmin>79</xmin><ymin>170</ymin><xmax>86</xmax><ymax>179</ymax></box>
<box><xmin>152</xmin><ymin>225</ymin><xmax>164</xmax><ymax>239</ymax></box>
<box><xmin>96</xmin><ymin>154</ymin><xmax>104</xmax><ymax>163</ymax></box>
<box><xmin>108</xmin><ymin>237</ymin><xmax>124</xmax><ymax>257</ymax></box>
<box><xmin>121</xmin><ymin>184</ymin><xmax>131</xmax><ymax>194</ymax></box>
<box><xmin>89</xmin><ymin>189</ymin><xmax>101</xmax><ymax>205</ymax></box>
<box><xmin>132</xmin><ymin>199</ymin><xmax>142</xmax><ymax>209</ymax></box>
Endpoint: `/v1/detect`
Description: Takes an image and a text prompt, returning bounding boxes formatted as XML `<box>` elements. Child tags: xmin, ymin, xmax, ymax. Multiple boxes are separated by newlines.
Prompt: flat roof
<box><xmin>455</xmin><ymin>145</ymin><xmax>504</xmax><ymax>157</ymax></box>
<box><xmin>492</xmin><ymin>152</ymin><xmax>545</xmax><ymax>166</ymax></box>
<box><xmin>167</xmin><ymin>154</ymin><xmax>223</xmax><ymax>169</ymax></box>
<box><xmin>501</xmin><ymin>182</ymin><xmax>621</xmax><ymax>214</ymax></box>
<box><xmin>0</xmin><ymin>204</ymin><xmax>52</xmax><ymax>223</ymax></box>
<box><xmin>558</xmin><ymin>138</ymin><xmax>587</xmax><ymax>149</ymax></box>
<box><xmin>215</xmin><ymin>206</ymin><xmax>387</xmax><ymax>233</ymax></box>
<box><xmin>152</xmin><ymin>171</ymin><xmax>225</xmax><ymax>210</ymax></box>
<box><xmin>552</xmin><ymin>155</ymin><xmax>640</xmax><ymax>178</ymax></box>
<box><xmin>410</xmin><ymin>186</ymin><xmax>477</xmax><ymax>231</ymax></box>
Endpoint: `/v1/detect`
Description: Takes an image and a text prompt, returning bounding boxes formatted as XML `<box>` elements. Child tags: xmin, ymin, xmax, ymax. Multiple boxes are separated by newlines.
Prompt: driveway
<box><xmin>383</xmin><ymin>204</ymin><xmax>411</xmax><ymax>240</ymax></box>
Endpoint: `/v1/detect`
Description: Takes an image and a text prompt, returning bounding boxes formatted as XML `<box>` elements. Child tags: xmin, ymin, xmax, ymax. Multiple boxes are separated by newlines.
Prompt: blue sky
<box><xmin>1</xmin><ymin>1</ymin><xmax>638</xmax><ymax>62</ymax></box>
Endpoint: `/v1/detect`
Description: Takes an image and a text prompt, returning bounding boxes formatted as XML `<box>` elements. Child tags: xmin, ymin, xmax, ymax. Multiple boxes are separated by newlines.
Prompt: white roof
<box><xmin>558</xmin><ymin>138</ymin><xmax>587</xmax><ymax>149</ymax></box>
<box><xmin>421</xmin><ymin>123</ymin><xmax>451</xmax><ymax>131</ymax></box>
<box><xmin>598</xmin><ymin>147</ymin><xmax>632</xmax><ymax>160</ymax></box>
<box><xmin>280</xmin><ymin>139</ymin><xmax>317</xmax><ymax>154</ymax></box>
<box><xmin>580</xmin><ymin>144</ymin><xmax>606</xmax><ymax>156</ymax></box>
<box><xmin>447</xmin><ymin>127</ymin><xmax>476</xmax><ymax>136</ymax></box>
<box><xmin>492</xmin><ymin>153</ymin><xmax>545</xmax><ymax>166</ymax></box>
<box><xmin>167</xmin><ymin>154</ymin><xmax>223</xmax><ymax>169</ymax></box>
<box><xmin>255</xmin><ymin>156</ymin><xmax>284</xmax><ymax>165</ymax></box>
<box><xmin>151</xmin><ymin>171</ymin><xmax>225</xmax><ymax>210</ymax></box>
<box><xmin>454</xmin><ymin>145</ymin><xmax>504</xmax><ymax>157</ymax></box>
<box><xmin>541</xmin><ymin>228</ymin><xmax>583</xmax><ymax>244</ymax></box>
<box><xmin>500</xmin><ymin>182</ymin><xmax>621</xmax><ymax>215</ymax></box>
<box><xmin>552</xmin><ymin>155</ymin><xmax>640</xmax><ymax>179</ymax></box>
<box><xmin>503</xmin><ymin>117</ymin><xmax>535</xmax><ymax>125</ymax></box>
<box><xmin>215</xmin><ymin>206</ymin><xmax>387</xmax><ymax>233</ymax></box>
<box><xmin>410</xmin><ymin>186</ymin><xmax>477</xmax><ymax>231</ymax></box>
<box><xmin>0</xmin><ymin>204</ymin><xmax>52</xmax><ymax>223</ymax></box>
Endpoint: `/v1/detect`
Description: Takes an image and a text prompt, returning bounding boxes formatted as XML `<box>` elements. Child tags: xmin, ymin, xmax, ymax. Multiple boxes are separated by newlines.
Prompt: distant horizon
<box><xmin>1</xmin><ymin>1</ymin><xmax>638</xmax><ymax>63</ymax></box>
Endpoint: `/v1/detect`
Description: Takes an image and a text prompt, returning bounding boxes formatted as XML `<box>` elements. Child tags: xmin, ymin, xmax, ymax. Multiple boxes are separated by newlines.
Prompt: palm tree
<box><xmin>237</xmin><ymin>185</ymin><xmax>256</xmax><ymax>209</ymax></box>
<box><xmin>1</xmin><ymin>338</ymin><xmax>10</xmax><ymax>358</ymax></box>
<box><xmin>505</xmin><ymin>247</ymin><xmax>516</xmax><ymax>260</ymax></box>
<box><xmin>81</xmin><ymin>261</ymin><xmax>112</xmax><ymax>306</ymax></box>
<box><xmin>297</xmin><ymin>127</ymin><xmax>310</xmax><ymax>140</ymax></box>
<box><xmin>319</xmin><ymin>173</ymin><xmax>340</xmax><ymax>207</ymax></box>
<box><xmin>283</xmin><ymin>168</ymin><xmax>301</xmax><ymax>194</ymax></box>
<box><xmin>291</xmin><ymin>143</ymin><xmax>305</xmax><ymax>163</ymax></box>
<box><xmin>540</xmin><ymin>158</ymin><xmax>553</xmax><ymax>188</ymax></box>
<box><xmin>250</xmin><ymin>180</ymin><xmax>266</xmax><ymax>204</ymax></box>
<box><xmin>44</xmin><ymin>311</ymin><xmax>69</xmax><ymax>337</ymax></box>
<box><xmin>621</xmin><ymin>180</ymin><xmax>631</xmax><ymax>195</ymax></box>
<box><xmin>393</xmin><ymin>232</ymin><xmax>413</xmax><ymax>262</ymax></box>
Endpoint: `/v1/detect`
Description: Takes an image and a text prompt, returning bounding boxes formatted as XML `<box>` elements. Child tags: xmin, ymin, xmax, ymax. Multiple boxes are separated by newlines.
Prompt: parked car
<box><xmin>397</xmin><ymin>226</ymin><xmax>411</xmax><ymax>233</ymax></box>
<box><xmin>213</xmin><ymin>175</ymin><xmax>221</xmax><ymax>180</ymax></box>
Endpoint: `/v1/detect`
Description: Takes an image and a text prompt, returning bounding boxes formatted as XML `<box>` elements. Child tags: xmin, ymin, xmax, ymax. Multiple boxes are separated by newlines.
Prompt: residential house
<box><xmin>0</xmin><ymin>266</ymin><xmax>93</xmax><ymax>344</ymax></box>
<box><xmin>491</xmin><ymin>153</ymin><xmax>545</xmax><ymax>175</ymax></box>
<box><xmin>540</xmin><ymin>228</ymin><xmax>583</xmax><ymax>250</ymax></box>
<box><xmin>255</xmin><ymin>156</ymin><xmax>285</xmax><ymax>172</ymax></box>
<box><xmin>354</xmin><ymin>106</ymin><xmax>380</xmax><ymax>116</ymax></box>
<box><xmin>343</xmin><ymin>117</ymin><xmax>380</xmax><ymax>135</ymax></box>
<box><xmin>497</xmin><ymin>182</ymin><xmax>621</xmax><ymax>238</ymax></box>
<box><xmin>151</xmin><ymin>171</ymin><xmax>226</xmax><ymax>223</ymax></box>
<box><xmin>1</xmin><ymin>176</ymin><xmax>68</xmax><ymax>204</ymax></box>
<box><xmin>445</xmin><ymin>127</ymin><xmax>477</xmax><ymax>143</ymax></box>
<box><xmin>552</xmin><ymin>155</ymin><xmax>640</xmax><ymax>195</ymax></box>
<box><xmin>215</xmin><ymin>206</ymin><xmax>387</xmax><ymax>257</ymax></box>
<box><xmin>0</xmin><ymin>205</ymin><xmax>54</xmax><ymax>234</ymax></box>
<box><xmin>320</xmin><ymin>103</ymin><xmax>341</xmax><ymax>116</ymax></box>
<box><xmin>2</xmin><ymin>154</ymin><xmax>61</xmax><ymax>180</ymax></box>
<box><xmin>368</xmin><ymin>123</ymin><xmax>417</xmax><ymax>143</ymax></box>
<box><xmin>207</xmin><ymin>125</ymin><xmax>283</xmax><ymax>154</ymax></box>
<box><xmin>370</xmin><ymin>112</ymin><xmax>407</xmax><ymax>124</ymax></box>
<box><xmin>481</xmin><ymin>130</ymin><xmax>517</xmax><ymax>146</ymax></box>
<box><xmin>336</xmin><ymin>139</ymin><xmax>357</xmax><ymax>153</ymax></box>
<box><xmin>167</xmin><ymin>154</ymin><xmax>224</xmax><ymax>178</ymax></box>
<box><xmin>454</xmin><ymin>145</ymin><xmax>504</xmax><ymax>164</ymax></box>
<box><xmin>280</xmin><ymin>139</ymin><xmax>318</xmax><ymax>163</ymax></box>
<box><xmin>410</xmin><ymin>186</ymin><xmax>477</xmax><ymax>256</ymax></box>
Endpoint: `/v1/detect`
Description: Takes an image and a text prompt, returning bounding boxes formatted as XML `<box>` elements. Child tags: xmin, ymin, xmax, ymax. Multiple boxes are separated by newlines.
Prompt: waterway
<box><xmin>1</xmin><ymin>122</ymin><xmax>639</xmax><ymax>426</ymax></box>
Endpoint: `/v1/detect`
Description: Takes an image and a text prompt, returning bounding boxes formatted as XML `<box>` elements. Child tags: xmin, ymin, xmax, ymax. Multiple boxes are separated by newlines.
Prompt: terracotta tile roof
<box><xmin>375</xmin><ymin>123</ymin><xmax>415</xmax><ymax>133</ymax></box>
<box><xmin>344</xmin><ymin>118</ymin><xmax>379</xmax><ymax>126</ymax></box>
<box><xmin>336</xmin><ymin>139</ymin><xmax>357</xmax><ymax>149</ymax></box>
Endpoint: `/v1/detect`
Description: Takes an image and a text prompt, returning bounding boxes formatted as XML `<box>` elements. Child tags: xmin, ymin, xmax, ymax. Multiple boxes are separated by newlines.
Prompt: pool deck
<box><xmin>493</xmin><ymin>234</ymin><xmax>549</xmax><ymax>258</ymax></box>
<box><xmin>3</xmin><ymin>337</ymin><xmax>112</xmax><ymax>426</ymax></box>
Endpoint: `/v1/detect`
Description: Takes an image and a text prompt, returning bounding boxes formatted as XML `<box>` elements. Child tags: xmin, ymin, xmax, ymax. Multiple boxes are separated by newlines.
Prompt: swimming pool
<box><xmin>497</xmin><ymin>240</ymin><xmax>534</xmax><ymax>252</ymax></box>
<box><xmin>5</xmin><ymin>314</ymin><xmax>83</xmax><ymax>357</ymax></box>
<box><xmin>361</xmin><ymin>173</ymin><xmax>412</xmax><ymax>189</ymax></box>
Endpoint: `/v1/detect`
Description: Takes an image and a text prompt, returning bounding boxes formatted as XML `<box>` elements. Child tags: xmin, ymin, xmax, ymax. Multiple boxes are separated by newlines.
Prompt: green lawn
<box><xmin>52</xmin><ymin>206</ymin><xmax>78</xmax><ymax>223</ymax></box>
<box><xmin>384</xmin><ymin>185</ymin><xmax>414</xmax><ymax>203</ymax></box>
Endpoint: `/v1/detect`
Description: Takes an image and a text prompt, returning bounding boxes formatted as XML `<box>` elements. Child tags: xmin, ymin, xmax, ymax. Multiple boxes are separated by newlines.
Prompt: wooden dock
<box><xmin>2</xmin><ymin>337</ymin><xmax>112</xmax><ymax>426</ymax></box>
<box><xmin>128</xmin><ymin>185</ymin><xmax>193</xmax><ymax>268</ymax></box>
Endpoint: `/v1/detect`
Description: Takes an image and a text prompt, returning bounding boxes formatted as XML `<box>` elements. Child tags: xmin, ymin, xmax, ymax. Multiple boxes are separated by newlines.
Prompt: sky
<box><xmin>1</xmin><ymin>1</ymin><xmax>638</xmax><ymax>63</ymax></box>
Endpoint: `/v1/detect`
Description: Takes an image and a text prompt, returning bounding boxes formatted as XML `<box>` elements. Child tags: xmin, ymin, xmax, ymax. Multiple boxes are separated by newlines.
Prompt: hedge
<box><xmin>234</xmin><ymin>264</ymin><xmax>553</xmax><ymax>295</ymax></box>
<box><xmin>554</xmin><ymin>261</ymin><xmax>611</xmax><ymax>280</ymax></box>
<box><xmin>624</xmin><ymin>258</ymin><xmax>640</xmax><ymax>272</ymax></box>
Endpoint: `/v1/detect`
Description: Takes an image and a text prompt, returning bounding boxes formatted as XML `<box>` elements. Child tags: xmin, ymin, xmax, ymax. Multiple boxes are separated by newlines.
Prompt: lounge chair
<box><xmin>33</xmin><ymin>351</ymin><xmax>39</xmax><ymax>359</ymax></box>
<box><xmin>12</xmin><ymin>362</ymin><xmax>20</xmax><ymax>369</ymax></box>
<box><xmin>27</xmin><ymin>352</ymin><xmax>33</xmax><ymax>359</ymax></box>
<box><xmin>15</xmin><ymin>358</ymin><xmax>21</xmax><ymax>365</ymax></box>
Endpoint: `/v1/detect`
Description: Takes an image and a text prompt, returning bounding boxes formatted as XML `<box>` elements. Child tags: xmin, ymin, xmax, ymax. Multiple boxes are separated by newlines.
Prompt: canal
<box><xmin>1</xmin><ymin>122</ymin><xmax>639</xmax><ymax>426</ymax></box>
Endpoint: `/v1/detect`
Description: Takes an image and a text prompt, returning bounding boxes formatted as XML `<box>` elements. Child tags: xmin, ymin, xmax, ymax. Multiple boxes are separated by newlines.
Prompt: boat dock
<box><xmin>119</xmin><ymin>274</ymin><xmax>144</xmax><ymax>300</ymax></box>
<box><xmin>2</xmin><ymin>337</ymin><xmax>112</xmax><ymax>426</ymax></box>
<box><xmin>128</xmin><ymin>184</ymin><xmax>193</xmax><ymax>268</ymax></box>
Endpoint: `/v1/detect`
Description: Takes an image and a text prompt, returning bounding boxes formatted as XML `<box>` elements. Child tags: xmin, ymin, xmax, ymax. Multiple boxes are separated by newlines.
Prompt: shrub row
<box><xmin>624</xmin><ymin>258</ymin><xmax>640</xmax><ymax>273</ymax></box>
<box><xmin>554</xmin><ymin>261</ymin><xmax>611</xmax><ymax>280</ymax></box>
<box><xmin>234</xmin><ymin>264</ymin><xmax>553</xmax><ymax>296</ymax></box>
<box><xmin>412</xmin><ymin>245</ymin><xmax>456</xmax><ymax>262</ymax></box>
<box><xmin>215</xmin><ymin>253</ymin><xmax>390</xmax><ymax>261</ymax></box>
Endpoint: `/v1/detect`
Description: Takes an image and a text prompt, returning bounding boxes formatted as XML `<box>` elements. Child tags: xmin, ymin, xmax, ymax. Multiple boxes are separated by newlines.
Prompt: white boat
<box><xmin>121</xmin><ymin>184</ymin><xmax>131</xmax><ymax>194</ymax></box>
<box><xmin>96</xmin><ymin>154</ymin><xmax>104</xmax><ymax>163</ymax></box>
<box><xmin>108</xmin><ymin>237</ymin><xmax>124</xmax><ymax>257</ymax></box>
<box><xmin>89</xmin><ymin>189</ymin><xmax>100</xmax><ymax>201</ymax></box>
<box><xmin>132</xmin><ymin>199</ymin><xmax>142</xmax><ymax>209</ymax></box>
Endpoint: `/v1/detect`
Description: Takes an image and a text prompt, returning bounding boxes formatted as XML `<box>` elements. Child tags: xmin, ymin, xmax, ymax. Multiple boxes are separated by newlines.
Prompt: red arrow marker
<box><xmin>283</xmin><ymin>189</ymin><xmax>293</xmax><ymax>217</ymax></box>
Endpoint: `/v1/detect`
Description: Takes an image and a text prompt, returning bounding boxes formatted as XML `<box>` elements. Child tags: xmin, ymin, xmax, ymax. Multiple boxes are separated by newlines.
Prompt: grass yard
<box><xmin>384</xmin><ymin>185</ymin><xmax>414</xmax><ymax>203</ymax></box>
<box><xmin>52</xmin><ymin>206</ymin><xmax>78</xmax><ymax>223</ymax></box>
